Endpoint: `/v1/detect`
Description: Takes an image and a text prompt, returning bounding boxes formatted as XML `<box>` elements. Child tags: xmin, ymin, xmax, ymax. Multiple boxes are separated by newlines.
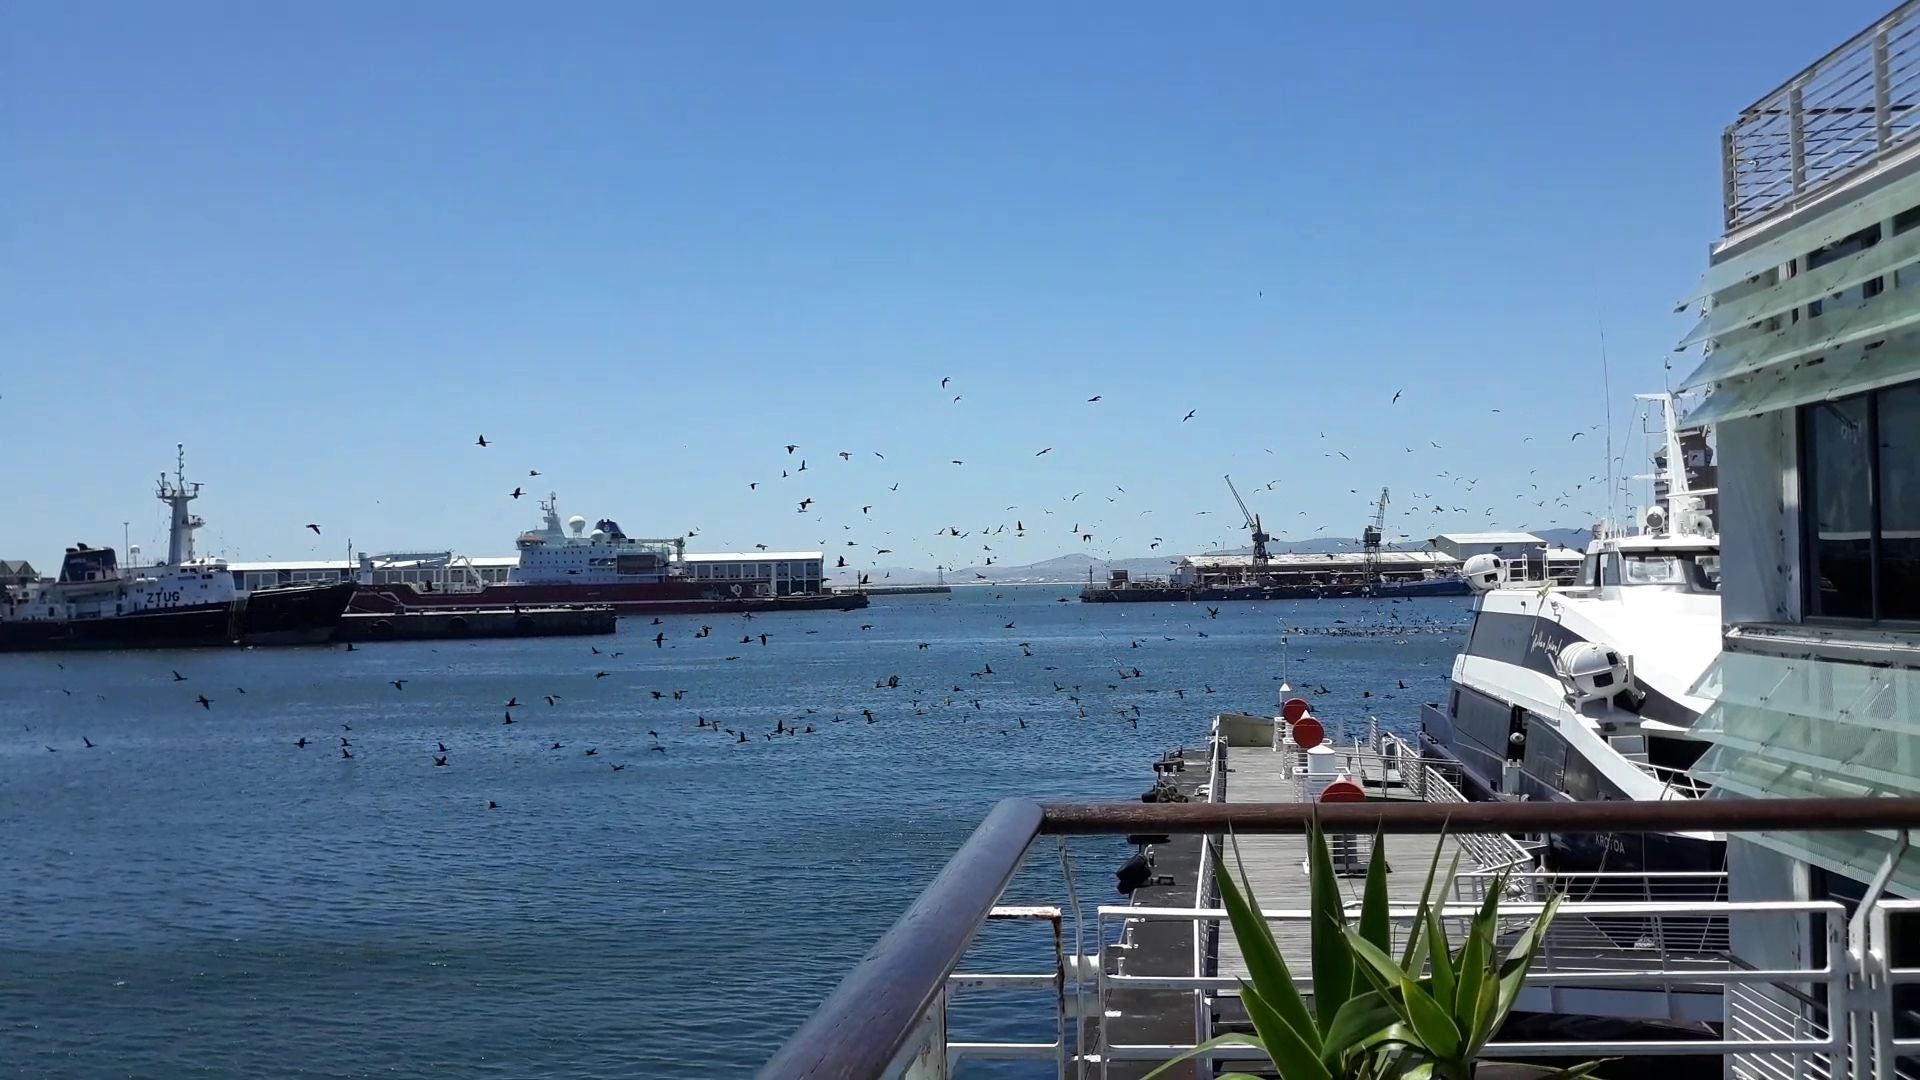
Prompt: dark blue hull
<box><xmin>1418</xmin><ymin>730</ymin><xmax>1726</xmax><ymax>881</ymax></box>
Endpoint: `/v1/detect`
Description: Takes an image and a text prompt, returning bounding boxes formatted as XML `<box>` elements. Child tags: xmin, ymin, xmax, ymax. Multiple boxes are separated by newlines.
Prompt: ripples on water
<box><xmin>0</xmin><ymin>587</ymin><xmax>1467</xmax><ymax>1076</ymax></box>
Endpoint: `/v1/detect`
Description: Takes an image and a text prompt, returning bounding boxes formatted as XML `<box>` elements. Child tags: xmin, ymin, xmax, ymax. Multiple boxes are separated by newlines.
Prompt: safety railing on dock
<box><xmin>1723</xmin><ymin>0</ymin><xmax>1920</xmax><ymax>231</ymax></box>
<box><xmin>760</xmin><ymin>799</ymin><xmax>1920</xmax><ymax>1080</ymax></box>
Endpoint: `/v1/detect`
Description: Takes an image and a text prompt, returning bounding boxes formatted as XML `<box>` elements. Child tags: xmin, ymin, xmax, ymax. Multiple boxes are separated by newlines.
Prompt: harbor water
<box><xmin>1</xmin><ymin>587</ymin><xmax>1467</xmax><ymax>1077</ymax></box>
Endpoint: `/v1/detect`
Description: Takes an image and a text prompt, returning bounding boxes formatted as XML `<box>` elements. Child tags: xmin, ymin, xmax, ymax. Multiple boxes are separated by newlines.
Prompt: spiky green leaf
<box><xmin>1422</xmin><ymin>903</ymin><xmax>1456</xmax><ymax>1010</ymax></box>
<box><xmin>1243</xmin><ymin>984</ymin><xmax>1334</xmax><ymax>1080</ymax></box>
<box><xmin>1401</xmin><ymin>826</ymin><xmax>1452</xmax><ymax>969</ymax></box>
<box><xmin>1307</xmin><ymin>815</ymin><xmax>1356</xmax><ymax>1025</ymax></box>
<box><xmin>1536</xmin><ymin>1059</ymin><xmax>1614</xmax><ymax>1078</ymax></box>
<box><xmin>1137</xmin><ymin>1032</ymin><xmax>1267</xmax><ymax>1080</ymax></box>
<box><xmin>1216</xmin><ymin>836</ymin><xmax>1321</xmax><ymax>1051</ymax></box>
<box><xmin>1397</xmin><ymin>974</ymin><xmax>1464</xmax><ymax>1063</ymax></box>
<box><xmin>1488</xmin><ymin>891</ymin><xmax>1563</xmax><ymax>1041</ymax></box>
<box><xmin>1451</xmin><ymin>884</ymin><xmax>1497</xmax><ymax>1035</ymax></box>
<box><xmin>1321</xmin><ymin>990</ymin><xmax>1403</xmax><ymax>1063</ymax></box>
<box><xmin>1359</xmin><ymin>825</ymin><xmax>1393</xmax><ymax>957</ymax></box>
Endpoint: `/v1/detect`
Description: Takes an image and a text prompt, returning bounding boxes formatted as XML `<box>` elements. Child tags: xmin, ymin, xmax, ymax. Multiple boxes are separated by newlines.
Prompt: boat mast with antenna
<box><xmin>156</xmin><ymin>444</ymin><xmax>204</xmax><ymax>567</ymax></box>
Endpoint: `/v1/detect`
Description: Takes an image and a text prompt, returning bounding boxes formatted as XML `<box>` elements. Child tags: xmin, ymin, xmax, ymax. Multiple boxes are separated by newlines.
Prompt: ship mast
<box><xmin>157</xmin><ymin>443</ymin><xmax>203</xmax><ymax>566</ymax></box>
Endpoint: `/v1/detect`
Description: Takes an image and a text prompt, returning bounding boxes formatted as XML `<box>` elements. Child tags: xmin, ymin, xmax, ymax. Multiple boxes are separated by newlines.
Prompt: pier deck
<box><xmin>1213</xmin><ymin>737</ymin><xmax>1466</xmax><ymax>980</ymax></box>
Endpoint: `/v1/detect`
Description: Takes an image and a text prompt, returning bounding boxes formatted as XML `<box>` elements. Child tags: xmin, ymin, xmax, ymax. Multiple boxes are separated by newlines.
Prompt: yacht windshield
<box><xmin>1620</xmin><ymin>552</ymin><xmax>1719</xmax><ymax>591</ymax></box>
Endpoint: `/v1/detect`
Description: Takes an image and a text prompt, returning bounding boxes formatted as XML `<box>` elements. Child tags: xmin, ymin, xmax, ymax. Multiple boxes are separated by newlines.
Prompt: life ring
<box><xmin>730</xmin><ymin>584</ymin><xmax>742</xmax><ymax>597</ymax></box>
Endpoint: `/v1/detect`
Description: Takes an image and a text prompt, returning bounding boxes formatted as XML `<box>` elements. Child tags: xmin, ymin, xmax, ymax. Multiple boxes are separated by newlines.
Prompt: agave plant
<box><xmin>1146</xmin><ymin>819</ymin><xmax>1596</xmax><ymax>1080</ymax></box>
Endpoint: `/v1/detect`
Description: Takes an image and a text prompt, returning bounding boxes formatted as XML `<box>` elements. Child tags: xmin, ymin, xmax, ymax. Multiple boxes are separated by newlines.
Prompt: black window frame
<box><xmin>1799</xmin><ymin>382</ymin><xmax>1920</xmax><ymax>625</ymax></box>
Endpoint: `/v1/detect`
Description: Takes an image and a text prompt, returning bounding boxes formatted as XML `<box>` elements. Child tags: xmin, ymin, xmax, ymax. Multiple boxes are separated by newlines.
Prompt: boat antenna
<box><xmin>1599</xmin><ymin>321</ymin><xmax>1616</xmax><ymax>535</ymax></box>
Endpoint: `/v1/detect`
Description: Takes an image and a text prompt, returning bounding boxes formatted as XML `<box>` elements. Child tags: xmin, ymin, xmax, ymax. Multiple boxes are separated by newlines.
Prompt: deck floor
<box><xmin>1215</xmin><ymin>740</ymin><xmax>1468</xmax><ymax>980</ymax></box>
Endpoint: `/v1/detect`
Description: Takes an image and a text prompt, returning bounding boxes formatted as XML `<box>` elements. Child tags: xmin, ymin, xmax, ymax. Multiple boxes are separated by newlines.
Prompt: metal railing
<box><xmin>760</xmin><ymin>799</ymin><xmax>1920</xmax><ymax>1079</ymax></box>
<box><xmin>1096</xmin><ymin>898</ymin><xmax>1846</xmax><ymax>1068</ymax></box>
<box><xmin>1724</xmin><ymin>1</ymin><xmax>1920</xmax><ymax>231</ymax></box>
<box><xmin>1632</xmin><ymin>757</ymin><xmax>1714</xmax><ymax>799</ymax></box>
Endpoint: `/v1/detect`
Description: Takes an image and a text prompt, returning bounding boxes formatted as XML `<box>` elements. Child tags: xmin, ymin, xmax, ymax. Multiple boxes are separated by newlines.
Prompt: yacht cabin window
<box><xmin>1617</xmin><ymin>553</ymin><xmax>1720</xmax><ymax>591</ymax></box>
<box><xmin>1802</xmin><ymin>382</ymin><xmax>1920</xmax><ymax>621</ymax></box>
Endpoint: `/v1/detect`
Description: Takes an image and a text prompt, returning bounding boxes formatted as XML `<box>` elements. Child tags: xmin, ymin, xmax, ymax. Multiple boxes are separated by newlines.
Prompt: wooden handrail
<box><xmin>1038</xmin><ymin>797</ymin><xmax>1920</xmax><ymax>835</ymax></box>
<box><xmin>762</xmin><ymin>797</ymin><xmax>1920</xmax><ymax>1078</ymax></box>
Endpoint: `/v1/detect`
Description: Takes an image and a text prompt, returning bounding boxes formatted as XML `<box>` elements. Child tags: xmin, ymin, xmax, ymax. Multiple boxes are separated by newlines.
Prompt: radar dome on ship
<box><xmin>568</xmin><ymin>515</ymin><xmax>587</xmax><ymax>534</ymax></box>
<box><xmin>1461</xmin><ymin>553</ymin><xmax>1504</xmax><ymax>592</ymax></box>
<box><xmin>589</xmin><ymin>530</ymin><xmax>607</xmax><ymax>541</ymax></box>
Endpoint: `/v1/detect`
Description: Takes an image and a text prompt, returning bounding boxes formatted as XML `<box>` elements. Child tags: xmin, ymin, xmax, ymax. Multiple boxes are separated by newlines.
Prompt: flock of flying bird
<box><xmin>27</xmin><ymin>588</ymin><xmax>1469</xmax><ymax>815</ymax></box>
<box><xmin>275</xmin><ymin>380</ymin><xmax>1625</xmax><ymax>587</ymax></box>
<box><xmin>31</xmin><ymin>378</ymin><xmax>1621</xmax><ymax>804</ymax></box>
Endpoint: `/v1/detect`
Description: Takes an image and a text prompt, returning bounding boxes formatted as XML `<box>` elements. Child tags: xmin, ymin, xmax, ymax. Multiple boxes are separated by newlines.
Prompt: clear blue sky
<box><xmin>0</xmin><ymin>1</ymin><xmax>1888</xmax><ymax>572</ymax></box>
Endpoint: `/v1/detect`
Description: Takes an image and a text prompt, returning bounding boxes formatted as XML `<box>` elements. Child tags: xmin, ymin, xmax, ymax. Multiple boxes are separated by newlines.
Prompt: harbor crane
<box><xmin>1362</xmin><ymin>487</ymin><xmax>1390</xmax><ymax>581</ymax></box>
<box><xmin>1224</xmin><ymin>475</ymin><xmax>1271</xmax><ymax>583</ymax></box>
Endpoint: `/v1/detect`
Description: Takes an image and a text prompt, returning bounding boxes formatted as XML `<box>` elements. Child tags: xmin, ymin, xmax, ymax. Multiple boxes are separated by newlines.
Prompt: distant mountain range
<box><xmin>833</xmin><ymin>527</ymin><xmax>1595</xmax><ymax>586</ymax></box>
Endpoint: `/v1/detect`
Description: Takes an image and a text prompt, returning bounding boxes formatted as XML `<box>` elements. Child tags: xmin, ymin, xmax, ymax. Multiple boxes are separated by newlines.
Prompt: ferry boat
<box><xmin>1420</xmin><ymin>395</ymin><xmax>1725</xmax><ymax>877</ymax></box>
<box><xmin>0</xmin><ymin>449</ymin><xmax>354</xmax><ymax>652</ymax></box>
<box><xmin>350</xmin><ymin>494</ymin><xmax>866</xmax><ymax>616</ymax></box>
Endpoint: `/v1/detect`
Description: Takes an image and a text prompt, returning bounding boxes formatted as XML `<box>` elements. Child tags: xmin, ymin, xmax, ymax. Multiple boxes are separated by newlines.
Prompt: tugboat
<box><xmin>0</xmin><ymin>447</ymin><xmax>355</xmax><ymax>652</ymax></box>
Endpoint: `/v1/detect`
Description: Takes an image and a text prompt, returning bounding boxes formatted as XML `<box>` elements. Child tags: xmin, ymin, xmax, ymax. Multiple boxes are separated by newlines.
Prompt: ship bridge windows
<box><xmin>1618</xmin><ymin>553</ymin><xmax>1720</xmax><ymax>591</ymax></box>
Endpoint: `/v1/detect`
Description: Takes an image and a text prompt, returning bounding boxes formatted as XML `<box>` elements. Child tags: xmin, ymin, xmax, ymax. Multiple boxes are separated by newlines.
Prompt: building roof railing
<box><xmin>760</xmin><ymin>797</ymin><xmax>1920</xmax><ymax>1079</ymax></box>
<box><xmin>1723</xmin><ymin>0</ymin><xmax>1920</xmax><ymax>232</ymax></box>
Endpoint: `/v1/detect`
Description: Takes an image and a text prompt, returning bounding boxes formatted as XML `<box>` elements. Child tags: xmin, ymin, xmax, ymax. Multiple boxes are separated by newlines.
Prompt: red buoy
<box><xmin>1282</xmin><ymin>698</ymin><xmax>1311</xmax><ymax>723</ymax></box>
<box><xmin>1291</xmin><ymin>715</ymin><xmax>1324</xmax><ymax>749</ymax></box>
<box><xmin>1319</xmin><ymin>778</ymin><xmax>1366</xmax><ymax>803</ymax></box>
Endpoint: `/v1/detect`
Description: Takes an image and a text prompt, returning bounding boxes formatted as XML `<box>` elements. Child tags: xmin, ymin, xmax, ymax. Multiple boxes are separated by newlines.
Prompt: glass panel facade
<box><xmin>1805</xmin><ymin>395</ymin><xmax>1874</xmax><ymax>617</ymax></box>
<box><xmin>1882</xmin><ymin>382</ymin><xmax>1920</xmax><ymax>619</ymax></box>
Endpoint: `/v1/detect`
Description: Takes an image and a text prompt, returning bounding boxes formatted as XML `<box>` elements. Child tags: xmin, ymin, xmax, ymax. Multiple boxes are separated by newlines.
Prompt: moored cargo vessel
<box><xmin>0</xmin><ymin>449</ymin><xmax>354</xmax><ymax>652</ymax></box>
<box><xmin>348</xmin><ymin>495</ymin><xmax>866</xmax><ymax>616</ymax></box>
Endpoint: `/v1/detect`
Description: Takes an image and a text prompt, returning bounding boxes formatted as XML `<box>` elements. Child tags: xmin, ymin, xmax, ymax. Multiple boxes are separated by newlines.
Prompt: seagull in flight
<box><xmin>306</xmin><ymin>523</ymin><xmax>321</xmax><ymax>535</ymax></box>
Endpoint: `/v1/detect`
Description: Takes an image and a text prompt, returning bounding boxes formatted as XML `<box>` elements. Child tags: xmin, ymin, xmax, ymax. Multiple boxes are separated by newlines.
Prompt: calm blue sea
<box><xmin>0</xmin><ymin>587</ymin><xmax>1467</xmax><ymax>1077</ymax></box>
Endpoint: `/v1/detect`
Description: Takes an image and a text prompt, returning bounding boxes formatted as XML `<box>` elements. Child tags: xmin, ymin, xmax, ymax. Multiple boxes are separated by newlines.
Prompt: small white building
<box><xmin>1429</xmin><ymin>531</ymin><xmax>1552</xmax><ymax>562</ymax></box>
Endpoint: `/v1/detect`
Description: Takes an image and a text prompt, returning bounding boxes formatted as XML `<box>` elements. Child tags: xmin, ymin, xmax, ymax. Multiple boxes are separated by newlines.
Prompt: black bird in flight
<box><xmin>306</xmin><ymin>523</ymin><xmax>322</xmax><ymax>535</ymax></box>
<box><xmin>545</xmin><ymin>695</ymin><xmax>559</xmax><ymax>705</ymax></box>
<box><xmin>295</xmin><ymin>737</ymin><xmax>308</xmax><ymax>748</ymax></box>
<box><xmin>529</xmin><ymin>469</ymin><xmax>541</xmax><ymax>476</ymax></box>
<box><xmin>340</xmin><ymin>747</ymin><xmax>354</xmax><ymax>759</ymax></box>
<box><xmin>83</xmin><ymin>736</ymin><xmax>94</xmax><ymax>748</ymax></box>
<box><xmin>506</xmin><ymin>697</ymin><xmax>520</xmax><ymax>708</ymax></box>
<box><xmin>786</xmin><ymin>444</ymin><xmax>798</xmax><ymax>454</ymax></box>
<box><xmin>594</xmin><ymin>671</ymin><xmax>610</xmax><ymax>679</ymax></box>
<box><xmin>612</xmin><ymin>763</ymin><xmax>628</xmax><ymax>770</ymax></box>
<box><xmin>510</xmin><ymin>487</ymin><xmax>525</xmax><ymax>499</ymax></box>
<box><xmin>194</xmin><ymin>694</ymin><xmax>212</xmax><ymax>709</ymax></box>
<box><xmin>487</xmin><ymin>800</ymin><xmax>498</xmax><ymax>809</ymax></box>
<box><xmin>172</xmin><ymin>670</ymin><xmax>188</xmax><ymax>682</ymax></box>
<box><xmin>390</xmin><ymin>679</ymin><xmax>407</xmax><ymax>691</ymax></box>
<box><xmin>434</xmin><ymin>755</ymin><xmax>448</xmax><ymax>767</ymax></box>
<box><xmin>584</xmin><ymin>747</ymin><xmax>599</xmax><ymax>757</ymax></box>
<box><xmin>1182</xmin><ymin>409</ymin><xmax>1196</xmax><ymax>422</ymax></box>
<box><xmin>476</xmin><ymin>435</ymin><xmax>489</xmax><ymax>447</ymax></box>
<box><xmin>437</xmin><ymin>741</ymin><xmax>449</xmax><ymax>752</ymax></box>
<box><xmin>1035</xmin><ymin>447</ymin><xmax>1051</xmax><ymax>457</ymax></box>
<box><xmin>1392</xmin><ymin>389</ymin><xmax>1403</xmax><ymax>404</ymax></box>
<box><xmin>1087</xmin><ymin>395</ymin><xmax>1101</xmax><ymax>402</ymax></box>
<box><xmin>502</xmin><ymin>712</ymin><xmax>515</xmax><ymax>725</ymax></box>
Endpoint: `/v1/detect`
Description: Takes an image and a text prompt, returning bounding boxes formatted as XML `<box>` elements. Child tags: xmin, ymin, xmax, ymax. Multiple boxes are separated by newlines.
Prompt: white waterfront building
<box><xmin>1679</xmin><ymin>0</ymin><xmax>1920</xmax><ymax>1062</ymax></box>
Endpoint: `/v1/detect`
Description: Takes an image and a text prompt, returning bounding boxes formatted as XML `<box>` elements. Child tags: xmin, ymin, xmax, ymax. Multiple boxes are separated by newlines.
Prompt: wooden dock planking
<box><xmin>1215</xmin><ymin>739</ymin><xmax>1472</xmax><ymax>981</ymax></box>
